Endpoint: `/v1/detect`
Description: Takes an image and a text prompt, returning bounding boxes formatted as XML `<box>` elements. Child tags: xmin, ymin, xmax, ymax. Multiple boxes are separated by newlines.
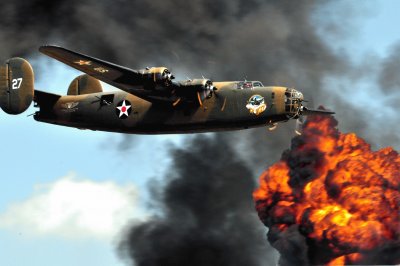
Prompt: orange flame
<box><xmin>254</xmin><ymin>114</ymin><xmax>400</xmax><ymax>265</ymax></box>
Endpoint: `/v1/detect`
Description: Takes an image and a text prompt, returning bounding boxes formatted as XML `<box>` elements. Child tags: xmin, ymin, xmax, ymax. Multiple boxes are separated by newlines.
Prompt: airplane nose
<box><xmin>284</xmin><ymin>88</ymin><xmax>305</xmax><ymax>119</ymax></box>
<box><xmin>294</xmin><ymin>90</ymin><xmax>304</xmax><ymax>101</ymax></box>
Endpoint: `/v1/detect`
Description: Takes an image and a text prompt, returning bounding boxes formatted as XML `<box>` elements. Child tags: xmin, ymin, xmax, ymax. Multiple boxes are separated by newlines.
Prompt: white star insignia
<box><xmin>116</xmin><ymin>100</ymin><xmax>131</xmax><ymax>118</ymax></box>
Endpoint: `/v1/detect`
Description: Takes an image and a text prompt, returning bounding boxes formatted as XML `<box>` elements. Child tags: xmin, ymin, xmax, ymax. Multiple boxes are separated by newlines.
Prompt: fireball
<box><xmin>254</xmin><ymin>114</ymin><xmax>400</xmax><ymax>265</ymax></box>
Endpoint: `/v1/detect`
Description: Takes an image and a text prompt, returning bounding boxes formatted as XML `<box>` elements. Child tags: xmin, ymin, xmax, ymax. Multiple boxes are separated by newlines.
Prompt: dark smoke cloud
<box><xmin>378</xmin><ymin>43</ymin><xmax>400</xmax><ymax>92</ymax></box>
<box><xmin>1</xmin><ymin>0</ymin><xmax>396</xmax><ymax>265</ymax></box>
<box><xmin>267</xmin><ymin>225</ymin><xmax>309</xmax><ymax>266</ymax></box>
<box><xmin>119</xmin><ymin>134</ymin><xmax>278</xmax><ymax>266</ymax></box>
<box><xmin>0</xmin><ymin>0</ymin><xmax>346</xmax><ymax>83</ymax></box>
<box><xmin>358</xmin><ymin>42</ymin><xmax>400</xmax><ymax>149</ymax></box>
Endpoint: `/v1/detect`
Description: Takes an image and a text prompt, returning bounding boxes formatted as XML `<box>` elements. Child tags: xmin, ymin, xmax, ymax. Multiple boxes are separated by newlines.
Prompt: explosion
<box><xmin>254</xmin><ymin>114</ymin><xmax>400</xmax><ymax>265</ymax></box>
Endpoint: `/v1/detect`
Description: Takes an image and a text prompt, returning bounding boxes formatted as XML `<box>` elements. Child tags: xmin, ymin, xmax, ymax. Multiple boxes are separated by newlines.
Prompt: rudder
<box><xmin>67</xmin><ymin>74</ymin><xmax>103</xmax><ymax>95</ymax></box>
<box><xmin>0</xmin><ymin>58</ymin><xmax>34</xmax><ymax>114</ymax></box>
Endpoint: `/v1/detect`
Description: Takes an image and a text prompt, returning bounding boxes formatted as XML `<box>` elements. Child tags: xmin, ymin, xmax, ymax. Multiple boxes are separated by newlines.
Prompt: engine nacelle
<box><xmin>140</xmin><ymin>67</ymin><xmax>174</xmax><ymax>86</ymax></box>
<box><xmin>67</xmin><ymin>74</ymin><xmax>103</xmax><ymax>95</ymax></box>
<box><xmin>179</xmin><ymin>78</ymin><xmax>214</xmax><ymax>103</ymax></box>
<box><xmin>0</xmin><ymin>57</ymin><xmax>34</xmax><ymax>114</ymax></box>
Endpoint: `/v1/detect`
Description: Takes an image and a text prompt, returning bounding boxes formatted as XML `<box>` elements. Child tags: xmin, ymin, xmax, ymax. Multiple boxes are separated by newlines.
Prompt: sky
<box><xmin>0</xmin><ymin>1</ymin><xmax>400</xmax><ymax>265</ymax></box>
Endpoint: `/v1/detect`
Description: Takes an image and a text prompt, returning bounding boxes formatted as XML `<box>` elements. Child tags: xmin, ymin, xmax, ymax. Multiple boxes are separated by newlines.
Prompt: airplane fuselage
<box><xmin>0</xmin><ymin>48</ymin><xmax>333</xmax><ymax>133</ymax></box>
<box><xmin>34</xmin><ymin>84</ymin><xmax>300</xmax><ymax>134</ymax></box>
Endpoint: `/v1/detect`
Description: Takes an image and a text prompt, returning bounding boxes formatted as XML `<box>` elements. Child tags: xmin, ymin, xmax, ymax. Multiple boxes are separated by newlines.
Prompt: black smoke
<box><xmin>0</xmin><ymin>0</ymin><xmax>347</xmax><ymax>82</ymax></box>
<box><xmin>378</xmin><ymin>43</ymin><xmax>400</xmax><ymax>93</ymax></box>
<box><xmin>119</xmin><ymin>134</ymin><xmax>278</xmax><ymax>266</ymax></box>
<box><xmin>0</xmin><ymin>0</ymin><xmax>396</xmax><ymax>265</ymax></box>
<box><xmin>372</xmin><ymin>42</ymin><xmax>400</xmax><ymax>147</ymax></box>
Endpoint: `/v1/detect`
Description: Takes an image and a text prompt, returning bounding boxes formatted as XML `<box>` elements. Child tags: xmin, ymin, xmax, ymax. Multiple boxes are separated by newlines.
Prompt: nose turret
<box><xmin>293</xmin><ymin>90</ymin><xmax>304</xmax><ymax>101</ymax></box>
<box><xmin>284</xmin><ymin>88</ymin><xmax>304</xmax><ymax>118</ymax></box>
<box><xmin>288</xmin><ymin>87</ymin><xmax>335</xmax><ymax>121</ymax></box>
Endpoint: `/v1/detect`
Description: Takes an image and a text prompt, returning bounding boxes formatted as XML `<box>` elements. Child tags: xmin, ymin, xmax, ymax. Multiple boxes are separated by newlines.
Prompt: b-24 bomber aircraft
<box><xmin>0</xmin><ymin>45</ymin><xmax>333</xmax><ymax>134</ymax></box>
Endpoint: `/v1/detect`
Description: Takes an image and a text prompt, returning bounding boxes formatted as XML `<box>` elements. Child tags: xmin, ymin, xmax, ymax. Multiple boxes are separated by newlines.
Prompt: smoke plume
<box><xmin>119</xmin><ymin>134</ymin><xmax>278</xmax><ymax>265</ymax></box>
<box><xmin>1</xmin><ymin>0</ymin><xmax>398</xmax><ymax>265</ymax></box>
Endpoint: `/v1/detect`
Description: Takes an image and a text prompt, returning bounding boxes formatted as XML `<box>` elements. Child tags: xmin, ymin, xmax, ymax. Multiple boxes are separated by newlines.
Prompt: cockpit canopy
<box><xmin>237</xmin><ymin>81</ymin><xmax>264</xmax><ymax>89</ymax></box>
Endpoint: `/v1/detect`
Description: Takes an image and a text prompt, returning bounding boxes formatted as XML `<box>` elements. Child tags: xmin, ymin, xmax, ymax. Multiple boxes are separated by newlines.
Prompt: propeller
<box><xmin>205</xmin><ymin>80</ymin><xmax>226</xmax><ymax>111</ymax></box>
<box><xmin>196</xmin><ymin>79</ymin><xmax>218</xmax><ymax>107</ymax></box>
<box><xmin>162</xmin><ymin>68</ymin><xmax>175</xmax><ymax>86</ymax></box>
<box><xmin>205</xmin><ymin>79</ymin><xmax>215</xmax><ymax>97</ymax></box>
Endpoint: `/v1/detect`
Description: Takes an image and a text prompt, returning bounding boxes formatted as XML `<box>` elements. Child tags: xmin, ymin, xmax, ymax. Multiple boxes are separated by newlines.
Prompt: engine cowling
<box><xmin>0</xmin><ymin>57</ymin><xmax>34</xmax><ymax>114</ymax></box>
<box><xmin>179</xmin><ymin>78</ymin><xmax>215</xmax><ymax>104</ymax></box>
<box><xmin>67</xmin><ymin>74</ymin><xmax>103</xmax><ymax>95</ymax></box>
<box><xmin>140</xmin><ymin>67</ymin><xmax>174</xmax><ymax>86</ymax></box>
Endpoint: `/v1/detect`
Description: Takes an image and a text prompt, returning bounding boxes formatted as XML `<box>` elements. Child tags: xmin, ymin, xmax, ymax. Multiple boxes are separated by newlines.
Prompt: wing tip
<box><xmin>39</xmin><ymin>44</ymin><xmax>64</xmax><ymax>54</ymax></box>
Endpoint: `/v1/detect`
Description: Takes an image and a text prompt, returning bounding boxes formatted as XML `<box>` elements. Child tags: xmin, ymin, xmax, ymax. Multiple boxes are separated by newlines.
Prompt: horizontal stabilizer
<box><xmin>33</xmin><ymin>90</ymin><xmax>61</xmax><ymax>121</ymax></box>
<box><xmin>34</xmin><ymin>90</ymin><xmax>61</xmax><ymax>105</ymax></box>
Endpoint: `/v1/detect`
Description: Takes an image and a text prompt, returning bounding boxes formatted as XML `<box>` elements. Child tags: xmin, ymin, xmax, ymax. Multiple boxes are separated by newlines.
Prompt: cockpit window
<box><xmin>237</xmin><ymin>81</ymin><xmax>252</xmax><ymax>89</ymax></box>
<box><xmin>237</xmin><ymin>81</ymin><xmax>264</xmax><ymax>89</ymax></box>
<box><xmin>243</xmin><ymin>82</ymin><xmax>252</xmax><ymax>89</ymax></box>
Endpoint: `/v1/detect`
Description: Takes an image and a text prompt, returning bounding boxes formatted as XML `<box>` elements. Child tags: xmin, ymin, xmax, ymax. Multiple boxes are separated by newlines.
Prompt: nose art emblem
<box><xmin>246</xmin><ymin>95</ymin><xmax>267</xmax><ymax>115</ymax></box>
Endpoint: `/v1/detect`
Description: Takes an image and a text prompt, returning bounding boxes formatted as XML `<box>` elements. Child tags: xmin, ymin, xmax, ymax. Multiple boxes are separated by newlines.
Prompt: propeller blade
<box><xmin>197</xmin><ymin>91</ymin><xmax>203</xmax><ymax>107</ymax></box>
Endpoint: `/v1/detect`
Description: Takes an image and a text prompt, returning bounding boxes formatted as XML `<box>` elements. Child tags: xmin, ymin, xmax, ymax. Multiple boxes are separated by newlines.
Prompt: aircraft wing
<box><xmin>39</xmin><ymin>45</ymin><xmax>176</xmax><ymax>103</ymax></box>
<box><xmin>40</xmin><ymin>45</ymin><xmax>216</xmax><ymax>106</ymax></box>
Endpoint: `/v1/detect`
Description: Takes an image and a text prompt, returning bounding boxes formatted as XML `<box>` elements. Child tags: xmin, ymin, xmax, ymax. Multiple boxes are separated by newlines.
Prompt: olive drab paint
<box><xmin>0</xmin><ymin>46</ymin><xmax>334</xmax><ymax>134</ymax></box>
<box><xmin>67</xmin><ymin>74</ymin><xmax>103</xmax><ymax>95</ymax></box>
